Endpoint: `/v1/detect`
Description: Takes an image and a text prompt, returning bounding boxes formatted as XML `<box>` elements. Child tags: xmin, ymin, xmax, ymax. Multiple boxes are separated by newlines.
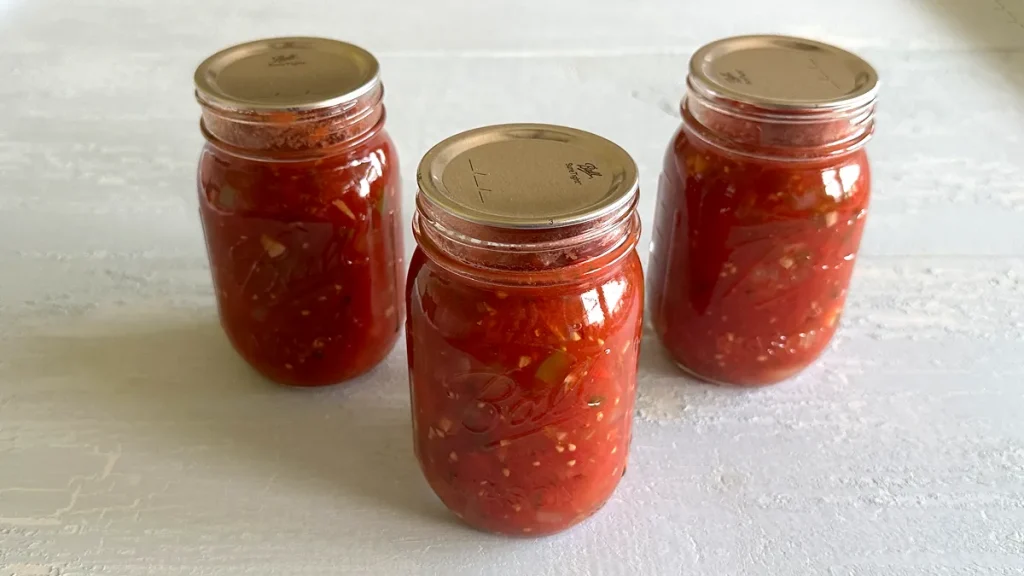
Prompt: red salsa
<box><xmin>195</xmin><ymin>38</ymin><xmax>403</xmax><ymax>386</ymax></box>
<box><xmin>647</xmin><ymin>36</ymin><xmax>879</xmax><ymax>386</ymax></box>
<box><xmin>407</xmin><ymin>124</ymin><xmax>643</xmax><ymax>535</ymax></box>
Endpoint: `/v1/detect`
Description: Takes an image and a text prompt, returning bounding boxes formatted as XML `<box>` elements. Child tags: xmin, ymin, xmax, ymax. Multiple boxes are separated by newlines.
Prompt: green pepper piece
<box><xmin>373</xmin><ymin>190</ymin><xmax>387</xmax><ymax>215</ymax></box>
<box><xmin>535</xmin><ymin>350</ymin><xmax>573</xmax><ymax>386</ymax></box>
<box><xmin>217</xmin><ymin>185</ymin><xmax>238</xmax><ymax>210</ymax></box>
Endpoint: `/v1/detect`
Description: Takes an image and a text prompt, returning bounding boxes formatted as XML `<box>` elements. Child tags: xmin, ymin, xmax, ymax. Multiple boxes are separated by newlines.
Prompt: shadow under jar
<box><xmin>407</xmin><ymin>124</ymin><xmax>644</xmax><ymax>536</ymax></box>
<box><xmin>194</xmin><ymin>38</ymin><xmax>404</xmax><ymax>387</ymax></box>
<box><xmin>647</xmin><ymin>35</ymin><xmax>879</xmax><ymax>387</ymax></box>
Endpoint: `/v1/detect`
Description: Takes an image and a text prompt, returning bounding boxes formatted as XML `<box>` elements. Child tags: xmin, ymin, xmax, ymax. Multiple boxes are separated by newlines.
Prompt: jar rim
<box><xmin>197</xmin><ymin>82</ymin><xmax>386</xmax><ymax>156</ymax></box>
<box><xmin>198</xmin><ymin>107</ymin><xmax>388</xmax><ymax>162</ymax></box>
<box><xmin>681</xmin><ymin>91</ymin><xmax>876</xmax><ymax>162</ymax></box>
<box><xmin>412</xmin><ymin>208</ymin><xmax>642</xmax><ymax>287</ymax></box>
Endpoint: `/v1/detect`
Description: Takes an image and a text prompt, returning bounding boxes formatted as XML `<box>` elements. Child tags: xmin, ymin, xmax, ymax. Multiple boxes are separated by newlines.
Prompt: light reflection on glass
<box><xmin>601</xmin><ymin>279</ymin><xmax>626</xmax><ymax>316</ymax></box>
<box><xmin>821</xmin><ymin>164</ymin><xmax>860</xmax><ymax>201</ymax></box>
<box><xmin>821</xmin><ymin>169</ymin><xmax>843</xmax><ymax>200</ymax></box>
<box><xmin>581</xmin><ymin>288</ymin><xmax>604</xmax><ymax>326</ymax></box>
<box><xmin>839</xmin><ymin>164</ymin><xmax>861</xmax><ymax>195</ymax></box>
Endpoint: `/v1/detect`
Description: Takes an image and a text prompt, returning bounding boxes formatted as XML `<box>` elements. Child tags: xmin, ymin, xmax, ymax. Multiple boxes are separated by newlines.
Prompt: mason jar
<box><xmin>647</xmin><ymin>35</ymin><xmax>878</xmax><ymax>386</ymax></box>
<box><xmin>195</xmin><ymin>37</ymin><xmax>403</xmax><ymax>387</ymax></box>
<box><xmin>406</xmin><ymin>124</ymin><xmax>643</xmax><ymax>536</ymax></box>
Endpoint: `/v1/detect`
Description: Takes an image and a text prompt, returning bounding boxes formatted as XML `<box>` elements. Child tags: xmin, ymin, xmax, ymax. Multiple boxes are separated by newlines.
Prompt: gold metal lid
<box><xmin>690</xmin><ymin>35</ymin><xmax>878</xmax><ymax>111</ymax></box>
<box><xmin>194</xmin><ymin>37</ymin><xmax>380</xmax><ymax>113</ymax></box>
<box><xmin>417</xmin><ymin>124</ymin><xmax>639</xmax><ymax>229</ymax></box>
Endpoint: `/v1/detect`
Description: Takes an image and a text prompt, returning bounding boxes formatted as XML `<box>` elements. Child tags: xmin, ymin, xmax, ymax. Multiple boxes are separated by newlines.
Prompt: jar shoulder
<box><xmin>407</xmin><ymin>248</ymin><xmax>643</xmax><ymax>344</ymax></box>
<box><xmin>661</xmin><ymin>123</ymin><xmax>872</xmax><ymax>215</ymax></box>
<box><xmin>198</xmin><ymin>128</ymin><xmax>401</xmax><ymax>215</ymax></box>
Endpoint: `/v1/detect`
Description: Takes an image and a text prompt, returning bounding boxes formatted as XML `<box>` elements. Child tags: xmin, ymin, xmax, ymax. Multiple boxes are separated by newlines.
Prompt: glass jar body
<box><xmin>648</xmin><ymin>115</ymin><xmax>871</xmax><ymax>386</ymax></box>
<box><xmin>197</xmin><ymin>127</ymin><xmax>404</xmax><ymax>387</ymax></box>
<box><xmin>406</xmin><ymin>229</ymin><xmax>643</xmax><ymax>536</ymax></box>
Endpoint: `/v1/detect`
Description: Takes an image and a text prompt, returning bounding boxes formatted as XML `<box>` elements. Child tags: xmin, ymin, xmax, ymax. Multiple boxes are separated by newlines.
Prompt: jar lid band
<box><xmin>416</xmin><ymin>123</ymin><xmax>639</xmax><ymax>230</ymax></box>
<box><xmin>194</xmin><ymin>37</ymin><xmax>380</xmax><ymax>114</ymax></box>
<box><xmin>690</xmin><ymin>35</ymin><xmax>879</xmax><ymax>113</ymax></box>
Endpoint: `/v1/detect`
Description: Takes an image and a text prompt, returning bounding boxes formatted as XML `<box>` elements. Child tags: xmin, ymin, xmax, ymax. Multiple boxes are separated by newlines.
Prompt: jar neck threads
<box><xmin>412</xmin><ymin>195</ymin><xmax>640</xmax><ymax>285</ymax></box>
<box><xmin>683</xmin><ymin>77</ymin><xmax>876</xmax><ymax>160</ymax></box>
<box><xmin>198</xmin><ymin>83</ymin><xmax>385</xmax><ymax>157</ymax></box>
